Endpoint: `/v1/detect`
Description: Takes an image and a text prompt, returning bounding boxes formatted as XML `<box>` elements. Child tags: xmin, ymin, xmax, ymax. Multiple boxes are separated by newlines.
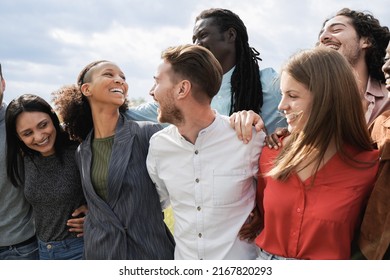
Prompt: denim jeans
<box><xmin>38</xmin><ymin>237</ymin><xmax>84</xmax><ymax>260</ymax></box>
<box><xmin>257</xmin><ymin>247</ymin><xmax>297</xmax><ymax>260</ymax></box>
<box><xmin>0</xmin><ymin>236</ymin><xmax>39</xmax><ymax>260</ymax></box>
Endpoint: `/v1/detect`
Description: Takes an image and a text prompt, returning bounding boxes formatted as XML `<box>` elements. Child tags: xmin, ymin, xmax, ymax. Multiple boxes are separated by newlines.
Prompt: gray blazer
<box><xmin>76</xmin><ymin>114</ymin><xmax>174</xmax><ymax>259</ymax></box>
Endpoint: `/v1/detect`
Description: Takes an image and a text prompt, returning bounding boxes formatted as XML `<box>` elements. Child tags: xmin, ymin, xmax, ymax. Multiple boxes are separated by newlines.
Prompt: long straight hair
<box><xmin>268</xmin><ymin>47</ymin><xmax>374</xmax><ymax>181</ymax></box>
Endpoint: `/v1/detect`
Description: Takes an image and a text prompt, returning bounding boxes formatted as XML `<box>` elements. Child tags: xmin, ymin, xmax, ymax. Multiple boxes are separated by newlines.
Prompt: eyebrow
<box><xmin>18</xmin><ymin>119</ymin><xmax>48</xmax><ymax>134</ymax></box>
<box><xmin>320</xmin><ymin>22</ymin><xmax>348</xmax><ymax>36</ymax></box>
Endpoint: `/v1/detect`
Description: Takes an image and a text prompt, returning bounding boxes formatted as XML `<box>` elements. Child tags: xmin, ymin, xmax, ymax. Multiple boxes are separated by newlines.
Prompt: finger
<box><xmin>68</xmin><ymin>227</ymin><xmax>83</xmax><ymax>233</ymax></box>
<box><xmin>234</xmin><ymin>113</ymin><xmax>245</xmax><ymax>142</ymax></box>
<box><xmin>229</xmin><ymin>113</ymin><xmax>237</xmax><ymax>129</ymax></box>
<box><xmin>67</xmin><ymin>217</ymin><xmax>84</xmax><ymax>224</ymax></box>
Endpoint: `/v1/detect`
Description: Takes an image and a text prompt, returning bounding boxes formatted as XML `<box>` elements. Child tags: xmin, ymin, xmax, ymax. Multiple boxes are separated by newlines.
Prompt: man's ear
<box><xmin>177</xmin><ymin>80</ymin><xmax>191</xmax><ymax>99</ymax></box>
<box><xmin>361</xmin><ymin>37</ymin><xmax>372</xmax><ymax>49</ymax></box>
<box><xmin>227</xmin><ymin>27</ymin><xmax>237</xmax><ymax>43</ymax></box>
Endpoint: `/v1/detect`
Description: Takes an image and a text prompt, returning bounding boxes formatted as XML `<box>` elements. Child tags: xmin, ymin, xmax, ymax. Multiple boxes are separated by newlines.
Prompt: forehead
<box><xmin>156</xmin><ymin>60</ymin><xmax>173</xmax><ymax>77</ymax></box>
<box><xmin>16</xmin><ymin>111</ymin><xmax>50</xmax><ymax>128</ymax></box>
<box><xmin>323</xmin><ymin>15</ymin><xmax>354</xmax><ymax>31</ymax></box>
<box><xmin>92</xmin><ymin>62</ymin><xmax>122</xmax><ymax>73</ymax></box>
<box><xmin>280</xmin><ymin>71</ymin><xmax>309</xmax><ymax>91</ymax></box>
<box><xmin>193</xmin><ymin>17</ymin><xmax>218</xmax><ymax>33</ymax></box>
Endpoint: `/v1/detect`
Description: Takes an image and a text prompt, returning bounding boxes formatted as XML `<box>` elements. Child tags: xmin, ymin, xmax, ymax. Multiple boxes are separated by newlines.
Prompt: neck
<box><xmin>177</xmin><ymin>106</ymin><xmax>216</xmax><ymax>144</ymax></box>
<box><xmin>91</xmin><ymin>106</ymin><xmax>120</xmax><ymax>139</ymax></box>
<box><xmin>351</xmin><ymin>58</ymin><xmax>369</xmax><ymax>95</ymax></box>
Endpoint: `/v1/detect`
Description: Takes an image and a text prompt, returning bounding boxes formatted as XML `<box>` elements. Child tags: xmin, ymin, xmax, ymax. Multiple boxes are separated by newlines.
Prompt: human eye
<box><xmin>103</xmin><ymin>71</ymin><xmax>114</xmax><ymax>77</ymax></box>
<box><xmin>288</xmin><ymin>93</ymin><xmax>298</xmax><ymax>99</ymax></box>
<box><xmin>38</xmin><ymin>121</ymin><xmax>48</xmax><ymax>129</ymax></box>
<box><xmin>20</xmin><ymin>130</ymin><xmax>32</xmax><ymax>137</ymax></box>
<box><xmin>199</xmin><ymin>32</ymin><xmax>208</xmax><ymax>39</ymax></box>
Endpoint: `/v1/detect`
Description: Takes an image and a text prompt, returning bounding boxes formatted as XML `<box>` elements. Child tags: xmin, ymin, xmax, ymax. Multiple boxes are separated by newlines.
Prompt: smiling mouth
<box><xmin>36</xmin><ymin>137</ymin><xmax>49</xmax><ymax>146</ymax></box>
<box><xmin>285</xmin><ymin>111</ymin><xmax>303</xmax><ymax>122</ymax></box>
<box><xmin>110</xmin><ymin>88</ymin><xmax>124</xmax><ymax>94</ymax></box>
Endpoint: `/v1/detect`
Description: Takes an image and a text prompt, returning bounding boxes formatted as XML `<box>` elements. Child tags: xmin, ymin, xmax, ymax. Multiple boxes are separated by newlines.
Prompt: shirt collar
<box><xmin>366</xmin><ymin>76</ymin><xmax>388</xmax><ymax>98</ymax></box>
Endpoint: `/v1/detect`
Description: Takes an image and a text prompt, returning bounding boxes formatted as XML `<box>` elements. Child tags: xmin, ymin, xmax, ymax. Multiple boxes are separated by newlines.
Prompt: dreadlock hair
<box><xmin>195</xmin><ymin>8</ymin><xmax>263</xmax><ymax>115</ymax></box>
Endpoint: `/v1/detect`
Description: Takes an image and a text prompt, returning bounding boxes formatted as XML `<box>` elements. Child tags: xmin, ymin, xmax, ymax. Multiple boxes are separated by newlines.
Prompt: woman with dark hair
<box><xmin>5</xmin><ymin>94</ymin><xmax>86</xmax><ymax>260</ymax></box>
<box><xmin>52</xmin><ymin>60</ymin><xmax>174</xmax><ymax>260</ymax></box>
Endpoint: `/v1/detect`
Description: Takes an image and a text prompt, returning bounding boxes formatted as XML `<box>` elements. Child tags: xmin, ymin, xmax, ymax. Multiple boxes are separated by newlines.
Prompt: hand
<box><xmin>67</xmin><ymin>204</ymin><xmax>88</xmax><ymax>237</ymax></box>
<box><xmin>238</xmin><ymin>207</ymin><xmax>263</xmax><ymax>243</ymax></box>
<box><xmin>264</xmin><ymin>127</ymin><xmax>289</xmax><ymax>150</ymax></box>
<box><xmin>229</xmin><ymin>110</ymin><xmax>265</xmax><ymax>144</ymax></box>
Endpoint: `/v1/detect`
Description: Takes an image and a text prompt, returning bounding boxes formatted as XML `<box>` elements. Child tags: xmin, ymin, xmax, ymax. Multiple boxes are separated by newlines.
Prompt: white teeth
<box><xmin>326</xmin><ymin>44</ymin><xmax>339</xmax><ymax>50</ymax></box>
<box><xmin>36</xmin><ymin>138</ymin><xmax>49</xmax><ymax>146</ymax></box>
<box><xmin>110</xmin><ymin>88</ymin><xmax>123</xmax><ymax>93</ymax></box>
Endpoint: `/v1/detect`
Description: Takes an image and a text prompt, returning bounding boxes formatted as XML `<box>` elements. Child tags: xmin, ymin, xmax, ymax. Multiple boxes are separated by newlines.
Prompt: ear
<box><xmin>177</xmin><ymin>80</ymin><xmax>191</xmax><ymax>100</ymax></box>
<box><xmin>361</xmin><ymin>37</ymin><xmax>372</xmax><ymax>49</ymax></box>
<box><xmin>1</xmin><ymin>78</ymin><xmax>6</xmax><ymax>92</ymax></box>
<box><xmin>81</xmin><ymin>83</ymin><xmax>91</xmax><ymax>96</ymax></box>
<box><xmin>226</xmin><ymin>27</ymin><xmax>237</xmax><ymax>43</ymax></box>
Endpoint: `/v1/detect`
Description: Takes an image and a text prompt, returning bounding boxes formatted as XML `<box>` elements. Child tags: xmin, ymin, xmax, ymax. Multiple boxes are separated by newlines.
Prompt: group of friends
<box><xmin>0</xmin><ymin>7</ymin><xmax>389</xmax><ymax>260</ymax></box>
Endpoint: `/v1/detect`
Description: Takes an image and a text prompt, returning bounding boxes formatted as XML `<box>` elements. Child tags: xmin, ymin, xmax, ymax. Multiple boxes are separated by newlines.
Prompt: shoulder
<box><xmin>260</xmin><ymin>67</ymin><xmax>279</xmax><ymax>80</ymax></box>
<box><xmin>370</xmin><ymin>110</ymin><xmax>390</xmax><ymax>149</ymax></box>
<box><xmin>259</xmin><ymin>67</ymin><xmax>280</xmax><ymax>93</ymax></box>
<box><xmin>149</xmin><ymin>124</ymin><xmax>176</xmax><ymax>142</ymax></box>
<box><xmin>344</xmin><ymin>145</ymin><xmax>380</xmax><ymax>163</ymax></box>
<box><xmin>121</xmin><ymin>119</ymin><xmax>162</xmax><ymax>142</ymax></box>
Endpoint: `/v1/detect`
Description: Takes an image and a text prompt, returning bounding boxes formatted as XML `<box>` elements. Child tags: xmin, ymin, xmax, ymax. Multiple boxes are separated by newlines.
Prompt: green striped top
<box><xmin>91</xmin><ymin>135</ymin><xmax>114</xmax><ymax>201</ymax></box>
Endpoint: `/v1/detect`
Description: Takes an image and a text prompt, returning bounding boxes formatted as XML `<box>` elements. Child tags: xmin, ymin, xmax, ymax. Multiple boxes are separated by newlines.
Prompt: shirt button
<box><xmin>197</xmin><ymin>206</ymin><xmax>201</xmax><ymax>211</ymax></box>
<box><xmin>195</xmin><ymin>150</ymin><xmax>199</xmax><ymax>155</ymax></box>
<box><xmin>198</xmin><ymin>233</ymin><xmax>202</xmax><ymax>238</ymax></box>
<box><xmin>297</xmin><ymin>208</ymin><xmax>301</xmax><ymax>213</ymax></box>
<box><xmin>47</xmin><ymin>244</ymin><xmax>52</xmax><ymax>249</ymax></box>
<box><xmin>195</xmin><ymin>178</ymin><xmax>199</xmax><ymax>183</ymax></box>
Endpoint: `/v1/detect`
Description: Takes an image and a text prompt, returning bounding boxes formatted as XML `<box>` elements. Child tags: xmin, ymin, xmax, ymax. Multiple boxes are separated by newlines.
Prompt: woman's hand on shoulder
<box><xmin>229</xmin><ymin>110</ymin><xmax>265</xmax><ymax>144</ymax></box>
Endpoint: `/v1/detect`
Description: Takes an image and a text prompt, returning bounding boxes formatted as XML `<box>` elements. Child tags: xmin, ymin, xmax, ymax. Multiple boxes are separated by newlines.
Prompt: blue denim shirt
<box><xmin>125</xmin><ymin>67</ymin><xmax>286</xmax><ymax>133</ymax></box>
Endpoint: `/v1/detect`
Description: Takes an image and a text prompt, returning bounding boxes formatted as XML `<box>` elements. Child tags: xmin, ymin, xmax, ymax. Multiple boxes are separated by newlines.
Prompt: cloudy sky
<box><xmin>1</xmin><ymin>0</ymin><xmax>389</xmax><ymax>104</ymax></box>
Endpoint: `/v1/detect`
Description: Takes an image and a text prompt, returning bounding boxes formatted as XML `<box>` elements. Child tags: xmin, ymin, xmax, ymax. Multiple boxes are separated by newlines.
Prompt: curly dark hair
<box><xmin>52</xmin><ymin>60</ymin><xmax>129</xmax><ymax>142</ymax></box>
<box><xmin>194</xmin><ymin>8</ymin><xmax>263</xmax><ymax>115</ymax></box>
<box><xmin>322</xmin><ymin>8</ymin><xmax>390</xmax><ymax>82</ymax></box>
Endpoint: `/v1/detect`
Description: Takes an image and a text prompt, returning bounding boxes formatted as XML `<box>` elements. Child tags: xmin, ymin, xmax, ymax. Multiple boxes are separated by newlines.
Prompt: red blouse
<box><xmin>255</xmin><ymin>145</ymin><xmax>379</xmax><ymax>259</ymax></box>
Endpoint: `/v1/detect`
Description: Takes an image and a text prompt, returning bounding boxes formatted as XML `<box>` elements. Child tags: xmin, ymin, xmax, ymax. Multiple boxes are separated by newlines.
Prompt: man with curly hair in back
<box><xmin>319</xmin><ymin>8</ymin><xmax>390</xmax><ymax>125</ymax></box>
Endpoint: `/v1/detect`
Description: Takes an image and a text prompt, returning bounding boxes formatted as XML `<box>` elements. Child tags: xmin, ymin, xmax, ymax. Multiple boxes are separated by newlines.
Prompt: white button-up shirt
<box><xmin>147</xmin><ymin>112</ymin><xmax>265</xmax><ymax>259</ymax></box>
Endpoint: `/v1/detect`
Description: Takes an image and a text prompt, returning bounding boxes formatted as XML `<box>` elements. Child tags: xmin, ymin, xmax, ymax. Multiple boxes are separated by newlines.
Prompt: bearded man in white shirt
<box><xmin>146</xmin><ymin>44</ymin><xmax>265</xmax><ymax>260</ymax></box>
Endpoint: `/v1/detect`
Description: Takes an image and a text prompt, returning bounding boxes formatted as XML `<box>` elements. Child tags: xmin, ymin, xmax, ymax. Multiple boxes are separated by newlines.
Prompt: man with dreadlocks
<box><xmin>126</xmin><ymin>8</ymin><xmax>285</xmax><ymax>134</ymax></box>
<box><xmin>192</xmin><ymin>8</ymin><xmax>285</xmax><ymax>134</ymax></box>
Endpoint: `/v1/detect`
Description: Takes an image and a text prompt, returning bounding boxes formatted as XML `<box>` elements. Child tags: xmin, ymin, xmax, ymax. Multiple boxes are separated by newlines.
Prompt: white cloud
<box><xmin>1</xmin><ymin>0</ymin><xmax>389</xmax><ymax>104</ymax></box>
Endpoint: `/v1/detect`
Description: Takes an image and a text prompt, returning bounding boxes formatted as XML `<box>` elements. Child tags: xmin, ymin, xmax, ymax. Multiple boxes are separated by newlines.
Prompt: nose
<box><xmin>319</xmin><ymin>30</ymin><xmax>331</xmax><ymax>44</ymax></box>
<box><xmin>34</xmin><ymin>131</ymin><xmax>46</xmax><ymax>143</ymax></box>
<box><xmin>277</xmin><ymin>95</ymin><xmax>288</xmax><ymax>112</ymax></box>
<box><xmin>382</xmin><ymin>57</ymin><xmax>390</xmax><ymax>76</ymax></box>
<box><xmin>114</xmin><ymin>76</ymin><xmax>125</xmax><ymax>85</ymax></box>
<box><xmin>195</xmin><ymin>39</ymin><xmax>203</xmax><ymax>46</ymax></box>
<box><xmin>149</xmin><ymin>84</ymin><xmax>156</xmax><ymax>97</ymax></box>
<box><xmin>193</xmin><ymin>36</ymin><xmax>203</xmax><ymax>46</ymax></box>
